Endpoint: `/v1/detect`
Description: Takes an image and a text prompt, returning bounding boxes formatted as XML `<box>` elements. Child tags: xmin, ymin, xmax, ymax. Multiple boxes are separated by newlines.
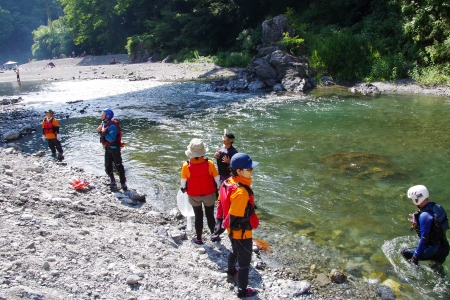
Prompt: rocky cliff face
<box><xmin>210</xmin><ymin>16</ymin><xmax>316</xmax><ymax>94</ymax></box>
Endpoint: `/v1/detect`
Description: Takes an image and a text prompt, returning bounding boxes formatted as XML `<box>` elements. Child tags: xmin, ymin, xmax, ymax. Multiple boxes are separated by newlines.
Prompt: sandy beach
<box><xmin>0</xmin><ymin>54</ymin><xmax>242</xmax><ymax>83</ymax></box>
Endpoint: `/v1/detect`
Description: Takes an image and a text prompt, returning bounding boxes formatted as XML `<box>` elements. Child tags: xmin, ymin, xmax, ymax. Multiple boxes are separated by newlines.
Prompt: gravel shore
<box><xmin>0</xmin><ymin>55</ymin><xmax>429</xmax><ymax>299</ymax></box>
<box><xmin>0</xmin><ymin>54</ymin><xmax>241</xmax><ymax>83</ymax></box>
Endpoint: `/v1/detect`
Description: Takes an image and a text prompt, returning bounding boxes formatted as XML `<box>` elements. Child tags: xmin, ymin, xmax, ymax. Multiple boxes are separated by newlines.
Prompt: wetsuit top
<box><xmin>101</xmin><ymin>119</ymin><xmax>119</xmax><ymax>149</ymax></box>
<box><xmin>226</xmin><ymin>176</ymin><xmax>253</xmax><ymax>240</ymax></box>
<box><xmin>216</xmin><ymin>145</ymin><xmax>238</xmax><ymax>180</ymax></box>
<box><xmin>42</xmin><ymin>117</ymin><xmax>60</xmax><ymax>139</ymax></box>
<box><xmin>415</xmin><ymin>202</ymin><xmax>436</xmax><ymax>257</ymax></box>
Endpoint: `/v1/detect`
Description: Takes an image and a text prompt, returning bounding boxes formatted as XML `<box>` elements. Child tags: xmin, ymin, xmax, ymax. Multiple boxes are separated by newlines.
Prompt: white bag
<box><xmin>177</xmin><ymin>190</ymin><xmax>195</xmax><ymax>231</ymax></box>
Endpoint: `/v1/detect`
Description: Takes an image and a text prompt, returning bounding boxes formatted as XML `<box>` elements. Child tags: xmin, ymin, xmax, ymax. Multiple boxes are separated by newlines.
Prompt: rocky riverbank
<box><xmin>0</xmin><ymin>55</ymin><xmax>427</xmax><ymax>299</ymax></box>
<box><xmin>0</xmin><ymin>147</ymin><xmax>392</xmax><ymax>299</ymax></box>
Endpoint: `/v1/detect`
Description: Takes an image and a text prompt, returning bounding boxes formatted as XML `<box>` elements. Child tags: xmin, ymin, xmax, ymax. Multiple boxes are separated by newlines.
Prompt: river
<box><xmin>3</xmin><ymin>79</ymin><xmax>450</xmax><ymax>299</ymax></box>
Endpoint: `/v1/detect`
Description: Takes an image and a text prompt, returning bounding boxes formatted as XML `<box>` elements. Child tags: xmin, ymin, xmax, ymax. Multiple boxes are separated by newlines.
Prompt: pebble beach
<box><xmin>1</xmin><ymin>54</ymin><xmax>438</xmax><ymax>299</ymax></box>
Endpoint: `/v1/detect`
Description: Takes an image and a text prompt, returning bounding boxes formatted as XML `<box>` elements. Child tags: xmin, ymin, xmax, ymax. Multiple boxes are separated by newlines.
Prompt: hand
<box><xmin>214</xmin><ymin>150</ymin><xmax>220</xmax><ymax>158</ymax></box>
<box><xmin>222</xmin><ymin>155</ymin><xmax>230</xmax><ymax>164</ymax></box>
<box><xmin>411</xmin><ymin>255</ymin><xmax>419</xmax><ymax>265</ymax></box>
<box><xmin>41</xmin><ymin>135</ymin><xmax>46</xmax><ymax>142</ymax></box>
<box><xmin>96</xmin><ymin>125</ymin><xmax>102</xmax><ymax>133</ymax></box>
<box><xmin>56</xmin><ymin>134</ymin><xmax>61</xmax><ymax>141</ymax></box>
<box><xmin>180</xmin><ymin>187</ymin><xmax>186</xmax><ymax>193</ymax></box>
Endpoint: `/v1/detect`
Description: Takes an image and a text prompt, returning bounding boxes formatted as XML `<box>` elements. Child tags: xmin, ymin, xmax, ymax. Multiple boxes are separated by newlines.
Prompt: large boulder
<box><xmin>262</xmin><ymin>15</ymin><xmax>295</xmax><ymax>47</ymax></box>
<box><xmin>210</xmin><ymin>16</ymin><xmax>316</xmax><ymax>94</ymax></box>
<box><xmin>3</xmin><ymin>130</ymin><xmax>20</xmax><ymax>141</ymax></box>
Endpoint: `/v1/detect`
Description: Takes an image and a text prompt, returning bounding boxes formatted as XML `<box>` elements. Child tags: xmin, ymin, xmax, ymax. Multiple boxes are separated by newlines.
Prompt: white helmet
<box><xmin>407</xmin><ymin>185</ymin><xmax>429</xmax><ymax>206</ymax></box>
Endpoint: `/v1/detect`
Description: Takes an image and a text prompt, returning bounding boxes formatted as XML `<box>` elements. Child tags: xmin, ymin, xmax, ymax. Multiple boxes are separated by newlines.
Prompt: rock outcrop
<box><xmin>210</xmin><ymin>16</ymin><xmax>316</xmax><ymax>93</ymax></box>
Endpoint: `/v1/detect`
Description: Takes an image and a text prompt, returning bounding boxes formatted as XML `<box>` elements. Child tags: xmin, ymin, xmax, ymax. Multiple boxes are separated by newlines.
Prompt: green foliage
<box><xmin>182</xmin><ymin>50</ymin><xmax>215</xmax><ymax>63</ymax></box>
<box><xmin>367</xmin><ymin>52</ymin><xmax>407</xmax><ymax>82</ymax></box>
<box><xmin>279</xmin><ymin>33</ymin><xmax>304</xmax><ymax>55</ymax></box>
<box><xmin>309</xmin><ymin>30</ymin><xmax>372</xmax><ymax>81</ymax></box>
<box><xmin>212</xmin><ymin>52</ymin><xmax>252</xmax><ymax>68</ymax></box>
<box><xmin>236</xmin><ymin>27</ymin><xmax>261</xmax><ymax>55</ymax></box>
<box><xmin>31</xmin><ymin>17</ymin><xmax>73</xmax><ymax>60</ymax></box>
<box><xmin>409</xmin><ymin>63</ymin><xmax>450</xmax><ymax>85</ymax></box>
<box><xmin>399</xmin><ymin>0</ymin><xmax>450</xmax><ymax>64</ymax></box>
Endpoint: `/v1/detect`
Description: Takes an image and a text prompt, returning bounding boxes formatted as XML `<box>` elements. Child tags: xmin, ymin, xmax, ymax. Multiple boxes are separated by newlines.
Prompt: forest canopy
<box><xmin>1</xmin><ymin>0</ymin><xmax>450</xmax><ymax>84</ymax></box>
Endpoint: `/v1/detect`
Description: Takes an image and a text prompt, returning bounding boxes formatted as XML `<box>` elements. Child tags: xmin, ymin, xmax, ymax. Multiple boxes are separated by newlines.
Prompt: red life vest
<box><xmin>42</xmin><ymin>118</ymin><xmax>55</xmax><ymax>135</ymax></box>
<box><xmin>186</xmin><ymin>159</ymin><xmax>216</xmax><ymax>197</ymax></box>
<box><xmin>220</xmin><ymin>179</ymin><xmax>259</xmax><ymax>233</ymax></box>
<box><xmin>101</xmin><ymin>119</ymin><xmax>124</xmax><ymax>147</ymax></box>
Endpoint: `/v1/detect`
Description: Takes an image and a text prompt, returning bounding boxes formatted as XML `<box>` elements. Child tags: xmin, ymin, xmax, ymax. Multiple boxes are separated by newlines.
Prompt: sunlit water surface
<box><xmin>4</xmin><ymin>79</ymin><xmax>450</xmax><ymax>299</ymax></box>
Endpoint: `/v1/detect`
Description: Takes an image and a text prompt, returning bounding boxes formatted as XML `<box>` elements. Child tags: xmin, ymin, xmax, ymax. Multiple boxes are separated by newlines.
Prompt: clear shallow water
<box><xmin>6</xmin><ymin>79</ymin><xmax>450</xmax><ymax>298</ymax></box>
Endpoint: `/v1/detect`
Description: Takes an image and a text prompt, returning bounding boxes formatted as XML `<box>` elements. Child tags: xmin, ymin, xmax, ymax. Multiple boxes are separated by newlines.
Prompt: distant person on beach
<box><xmin>211</xmin><ymin>132</ymin><xmax>238</xmax><ymax>242</ymax></box>
<box><xmin>97</xmin><ymin>108</ymin><xmax>127</xmax><ymax>191</ymax></box>
<box><xmin>72</xmin><ymin>51</ymin><xmax>75</xmax><ymax>58</ymax></box>
<box><xmin>180</xmin><ymin>138</ymin><xmax>220</xmax><ymax>244</ymax></box>
<box><xmin>401</xmin><ymin>185</ymin><xmax>449</xmax><ymax>270</ymax></box>
<box><xmin>42</xmin><ymin>110</ymin><xmax>64</xmax><ymax>159</ymax></box>
<box><xmin>222</xmin><ymin>153</ymin><xmax>259</xmax><ymax>298</ymax></box>
<box><xmin>14</xmin><ymin>69</ymin><xmax>20</xmax><ymax>81</ymax></box>
<box><xmin>46</xmin><ymin>62</ymin><xmax>55</xmax><ymax>68</ymax></box>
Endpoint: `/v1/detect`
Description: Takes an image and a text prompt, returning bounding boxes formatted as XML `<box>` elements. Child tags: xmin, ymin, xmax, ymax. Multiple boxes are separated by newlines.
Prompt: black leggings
<box><xmin>47</xmin><ymin>138</ymin><xmax>63</xmax><ymax>154</ymax></box>
<box><xmin>228</xmin><ymin>237</ymin><xmax>253</xmax><ymax>291</ymax></box>
<box><xmin>105</xmin><ymin>147</ymin><xmax>126</xmax><ymax>184</ymax></box>
<box><xmin>192</xmin><ymin>205</ymin><xmax>215</xmax><ymax>240</ymax></box>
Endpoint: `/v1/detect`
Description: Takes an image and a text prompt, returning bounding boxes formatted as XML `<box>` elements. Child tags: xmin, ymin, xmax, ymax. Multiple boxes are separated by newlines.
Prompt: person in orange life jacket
<box><xmin>211</xmin><ymin>132</ymin><xmax>238</xmax><ymax>242</ymax></box>
<box><xmin>180</xmin><ymin>138</ymin><xmax>220</xmax><ymax>244</ymax></box>
<box><xmin>401</xmin><ymin>185</ymin><xmax>449</xmax><ymax>266</ymax></box>
<box><xmin>41</xmin><ymin>110</ymin><xmax>64</xmax><ymax>159</ymax></box>
<box><xmin>97</xmin><ymin>108</ymin><xmax>127</xmax><ymax>191</ymax></box>
<box><xmin>224</xmin><ymin>153</ymin><xmax>259</xmax><ymax>298</ymax></box>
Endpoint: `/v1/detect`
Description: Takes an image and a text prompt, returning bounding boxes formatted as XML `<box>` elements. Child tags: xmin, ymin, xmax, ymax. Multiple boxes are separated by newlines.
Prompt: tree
<box><xmin>398</xmin><ymin>0</ymin><xmax>450</xmax><ymax>64</ymax></box>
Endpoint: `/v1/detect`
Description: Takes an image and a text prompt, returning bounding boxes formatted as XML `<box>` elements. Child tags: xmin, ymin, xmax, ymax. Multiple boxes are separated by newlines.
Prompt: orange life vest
<box><xmin>186</xmin><ymin>159</ymin><xmax>216</xmax><ymax>197</ymax></box>
<box><xmin>220</xmin><ymin>180</ymin><xmax>259</xmax><ymax>233</ymax></box>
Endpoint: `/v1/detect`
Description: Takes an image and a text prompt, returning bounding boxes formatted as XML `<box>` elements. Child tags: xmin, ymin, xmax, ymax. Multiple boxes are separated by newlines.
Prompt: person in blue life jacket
<box><xmin>401</xmin><ymin>185</ymin><xmax>449</xmax><ymax>268</ymax></box>
<box><xmin>211</xmin><ymin>132</ymin><xmax>238</xmax><ymax>242</ymax></box>
<box><xmin>97</xmin><ymin>108</ymin><xmax>127</xmax><ymax>191</ymax></box>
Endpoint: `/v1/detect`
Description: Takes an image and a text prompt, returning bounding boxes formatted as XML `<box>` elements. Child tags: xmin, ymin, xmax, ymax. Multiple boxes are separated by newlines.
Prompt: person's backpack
<box><xmin>431</xmin><ymin>203</ymin><xmax>449</xmax><ymax>232</ymax></box>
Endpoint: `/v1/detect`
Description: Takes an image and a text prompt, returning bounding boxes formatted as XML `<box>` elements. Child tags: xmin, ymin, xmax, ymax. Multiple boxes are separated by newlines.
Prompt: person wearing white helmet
<box><xmin>401</xmin><ymin>185</ymin><xmax>449</xmax><ymax>268</ymax></box>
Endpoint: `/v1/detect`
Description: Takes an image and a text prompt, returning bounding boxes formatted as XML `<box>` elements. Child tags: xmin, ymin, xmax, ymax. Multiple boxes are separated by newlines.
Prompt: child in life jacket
<box><xmin>42</xmin><ymin>110</ymin><xmax>64</xmax><ymax>159</ymax></box>
<box><xmin>222</xmin><ymin>153</ymin><xmax>259</xmax><ymax>298</ymax></box>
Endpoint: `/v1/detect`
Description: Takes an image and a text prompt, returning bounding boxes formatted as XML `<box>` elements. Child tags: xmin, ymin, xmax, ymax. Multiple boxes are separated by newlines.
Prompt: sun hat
<box><xmin>185</xmin><ymin>138</ymin><xmax>208</xmax><ymax>157</ymax></box>
<box><xmin>230</xmin><ymin>153</ymin><xmax>259</xmax><ymax>170</ymax></box>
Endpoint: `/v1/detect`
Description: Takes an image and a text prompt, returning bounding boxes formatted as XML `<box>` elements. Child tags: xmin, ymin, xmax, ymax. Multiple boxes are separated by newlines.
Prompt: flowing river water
<box><xmin>2</xmin><ymin>79</ymin><xmax>450</xmax><ymax>299</ymax></box>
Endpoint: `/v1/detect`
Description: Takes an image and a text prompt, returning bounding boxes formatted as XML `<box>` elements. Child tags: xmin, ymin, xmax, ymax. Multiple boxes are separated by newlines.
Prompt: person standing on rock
<box><xmin>211</xmin><ymin>132</ymin><xmax>238</xmax><ymax>242</ymax></box>
<box><xmin>221</xmin><ymin>153</ymin><xmax>259</xmax><ymax>298</ymax></box>
<box><xmin>180</xmin><ymin>138</ymin><xmax>220</xmax><ymax>244</ymax></box>
<box><xmin>42</xmin><ymin>110</ymin><xmax>64</xmax><ymax>159</ymax></box>
<box><xmin>401</xmin><ymin>185</ymin><xmax>449</xmax><ymax>270</ymax></box>
<box><xmin>97</xmin><ymin>108</ymin><xmax>127</xmax><ymax>191</ymax></box>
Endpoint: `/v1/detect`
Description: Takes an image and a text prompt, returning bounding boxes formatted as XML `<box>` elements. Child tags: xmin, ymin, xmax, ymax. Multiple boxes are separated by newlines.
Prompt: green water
<box><xmin>9</xmin><ymin>81</ymin><xmax>450</xmax><ymax>298</ymax></box>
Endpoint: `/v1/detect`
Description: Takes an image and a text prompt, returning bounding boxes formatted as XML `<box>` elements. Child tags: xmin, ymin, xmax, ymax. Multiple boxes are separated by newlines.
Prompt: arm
<box><xmin>52</xmin><ymin>118</ymin><xmax>60</xmax><ymax>134</ymax></box>
<box><xmin>104</xmin><ymin>124</ymin><xmax>118</xmax><ymax>143</ymax></box>
<box><xmin>414</xmin><ymin>212</ymin><xmax>434</xmax><ymax>257</ymax></box>
<box><xmin>180</xmin><ymin>163</ymin><xmax>189</xmax><ymax>192</ymax></box>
